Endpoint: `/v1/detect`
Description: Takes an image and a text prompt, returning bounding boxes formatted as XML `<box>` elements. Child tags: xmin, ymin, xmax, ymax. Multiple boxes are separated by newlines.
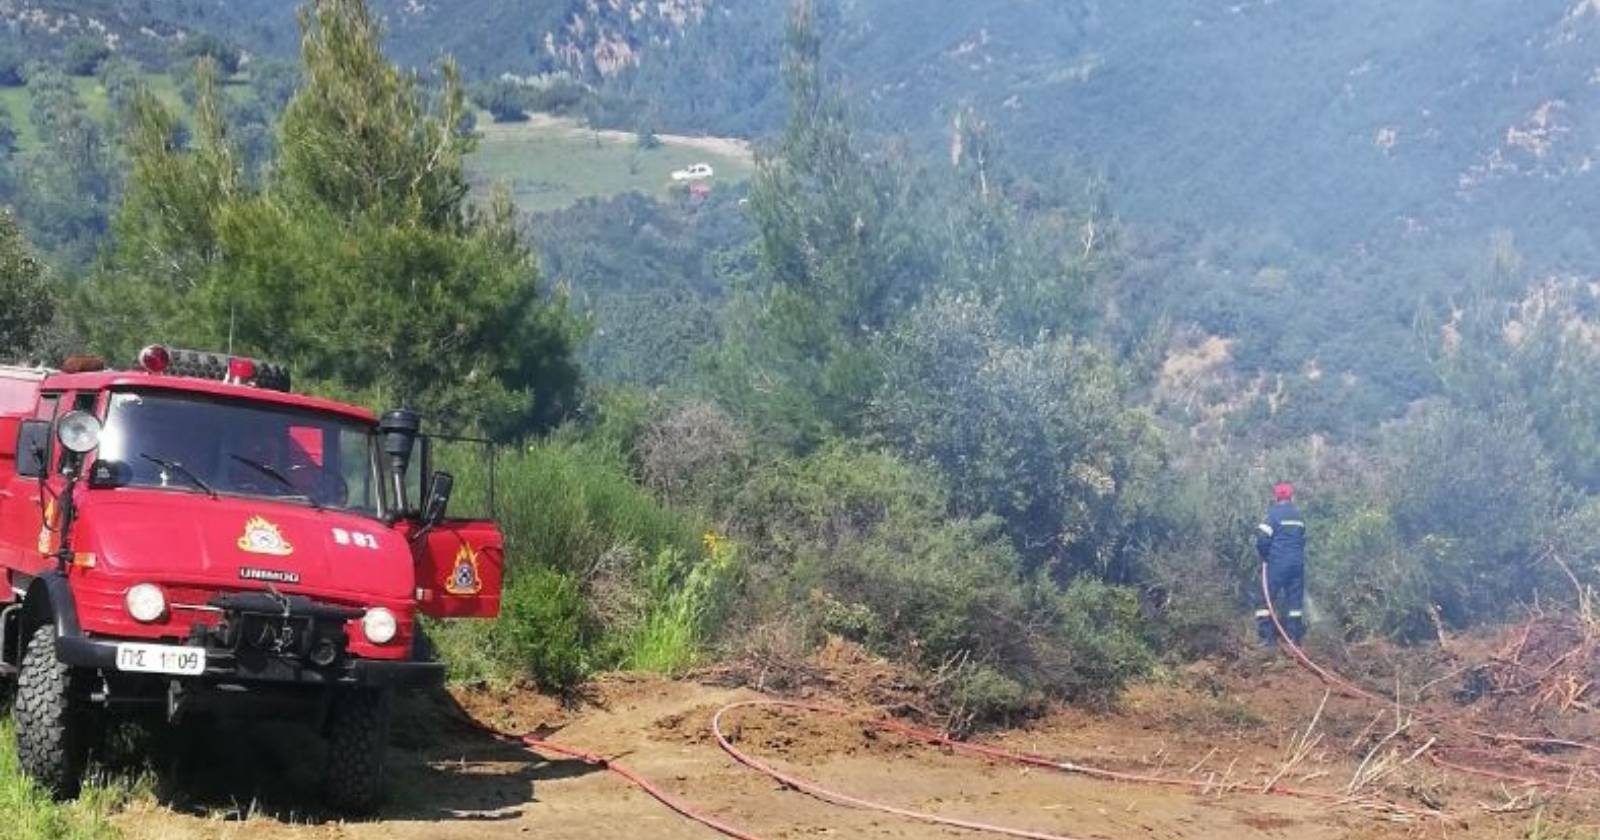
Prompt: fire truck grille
<box><xmin>208</xmin><ymin>592</ymin><xmax>359</xmax><ymax>665</ymax></box>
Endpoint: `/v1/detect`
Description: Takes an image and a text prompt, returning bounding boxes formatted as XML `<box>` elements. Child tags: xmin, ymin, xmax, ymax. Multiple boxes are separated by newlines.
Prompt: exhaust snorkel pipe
<box><xmin>378</xmin><ymin>409</ymin><xmax>421</xmax><ymax>520</ymax></box>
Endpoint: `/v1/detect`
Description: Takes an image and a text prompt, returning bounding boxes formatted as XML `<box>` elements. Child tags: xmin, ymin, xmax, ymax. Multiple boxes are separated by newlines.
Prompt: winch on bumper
<box><xmin>51</xmin><ymin>590</ymin><xmax>443</xmax><ymax>691</ymax></box>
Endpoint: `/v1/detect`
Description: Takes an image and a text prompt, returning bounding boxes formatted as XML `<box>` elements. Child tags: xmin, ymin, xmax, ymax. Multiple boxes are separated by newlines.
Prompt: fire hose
<box><xmin>1257</xmin><ymin>561</ymin><xmax>1600</xmax><ymax>792</ymax></box>
<box><xmin>466</xmin><ymin>722</ymin><xmax>768</xmax><ymax>840</ymax></box>
<box><xmin>447</xmin><ymin>566</ymin><xmax>1595</xmax><ymax>840</ymax></box>
<box><xmin>468</xmin><ymin>691</ymin><xmax>1436</xmax><ymax>840</ymax></box>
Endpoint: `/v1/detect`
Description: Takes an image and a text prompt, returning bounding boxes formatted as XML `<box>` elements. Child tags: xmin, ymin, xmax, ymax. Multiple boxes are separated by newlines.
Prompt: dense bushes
<box><xmin>872</xmin><ymin>295</ymin><xmax>1163</xmax><ymax>579</ymax></box>
<box><xmin>428</xmin><ymin>440</ymin><xmax>738</xmax><ymax>690</ymax></box>
<box><xmin>62</xmin><ymin>39</ymin><xmax>110</xmax><ymax>77</ymax></box>
<box><xmin>0</xmin><ymin>49</ymin><xmax>25</xmax><ymax>87</ymax></box>
<box><xmin>1307</xmin><ymin>405</ymin><xmax>1566</xmax><ymax>641</ymax></box>
<box><xmin>0</xmin><ymin>212</ymin><xmax>52</xmax><ymax>362</ymax></box>
<box><xmin>437</xmin><ymin>392</ymin><xmax>1159</xmax><ymax>716</ymax></box>
<box><xmin>473</xmin><ymin>79</ymin><xmax>531</xmax><ymax>123</ymax></box>
<box><xmin>717</xmin><ymin>438</ymin><xmax>1154</xmax><ymax>713</ymax></box>
<box><xmin>731</xmin><ymin>443</ymin><xmax>1034</xmax><ymax>669</ymax></box>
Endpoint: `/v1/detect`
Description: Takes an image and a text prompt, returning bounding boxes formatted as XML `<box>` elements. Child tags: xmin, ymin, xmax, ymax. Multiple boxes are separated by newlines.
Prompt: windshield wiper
<box><xmin>139</xmin><ymin>453</ymin><xmax>218</xmax><ymax>499</ymax></box>
<box><xmin>227</xmin><ymin>454</ymin><xmax>321</xmax><ymax>509</ymax></box>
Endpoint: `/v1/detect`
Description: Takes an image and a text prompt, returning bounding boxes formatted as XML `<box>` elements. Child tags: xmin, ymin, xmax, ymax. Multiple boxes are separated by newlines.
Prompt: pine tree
<box><xmin>0</xmin><ymin>211</ymin><xmax>52</xmax><ymax>361</ymax></box>
<box><xmin>716</xmin><ymin>0</ymin><xmax>931</xmax><ymax>447</ymax></box>
<box><xmin>85</xmin><ymin>0</ymin><xmax>583</xmax><ymax>436</ymax></box>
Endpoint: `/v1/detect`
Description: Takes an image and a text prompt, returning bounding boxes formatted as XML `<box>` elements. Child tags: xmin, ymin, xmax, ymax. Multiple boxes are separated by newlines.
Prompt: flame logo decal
<box><xmin>445</xmin><ymin>544</ymin><xmax>483</xmax><ymax>596</ymax></box>
<box><xmin>238</xmin><ymin>516</ymin><xmax>294</xmax><ymax>556</ymax></box>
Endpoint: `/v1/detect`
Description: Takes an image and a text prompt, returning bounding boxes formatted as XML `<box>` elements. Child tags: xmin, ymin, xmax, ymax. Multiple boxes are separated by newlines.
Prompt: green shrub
<box><xmin>431</xmin><ymin>435</ymin><xmax>716</xmax><ymax>687</ymax></box>
<box><xmin>473</xmin><ymin>79</ymin><xmax>531</xmax><ymax>123</ymax></box>
<box><xmin>946</xmin><ymin>664</ymin><xmax>1042</xmax><ymax>728</ymax></box>
<box><xmin>1308</xmin><ymin>405</ymin><xmax>1565</xmax><ymax>641</ymax></box>
<box><xmin>870</xmin><ymin>294</ymin><xmax>1164</xmax><ymax>579</ymax></box>
<box><xmin>620</xmin><ymin>538</ymin><xmax>742</xmax><ymax>674</ymax></box>
<box><xmin>495</xmin><ymin>565</ymin><xmax>593</xmax><ymax>691</ymax></box>
<box><xmin>1049</xmin><ymin>577</ymin><xmax>1156</xmax><ymax>707</ymax></box>
<box><xmin>525</xmin><ymin>77</ymin><xmax>590</xmax><ymax>115</ymax></box>
<box><xmin>0</xmin><ymin>48</ymin><xmax>24</xmax><ymax>87</ymax></box>
<box><xmin>448</xmin><ymin>440</ymin><xmax>701</xmax><ymax>579</ymax></box>
<box><xmin>62</xmin><ymin>39</ymin><xmax>110</xmax><ymax>77</ymax></box>
<box><xmin>731</xmin><ymin>442</ymin><xmax>1151</xmax><ymax>706</ymax></box>
<box><xmin>176</xmin><ymin>34</ymin><xmax>243</xmax><ymax>76</ymax></box>
<box><xmin>818</xmin><ymin>596</ymin><xmax>881</xmax><ymax>645</ymax></box>
<box><xmin>1312</xmin><ymin>506</ymin><xmax>1429</xmax><ymax>640</ymax></box>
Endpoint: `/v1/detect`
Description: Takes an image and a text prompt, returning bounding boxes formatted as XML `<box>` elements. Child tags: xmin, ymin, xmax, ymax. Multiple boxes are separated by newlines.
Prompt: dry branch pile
<box><xmin>1475</xmin><ymin>569</ymin><xmax>1598</xmax><ymax>715</ymax></box>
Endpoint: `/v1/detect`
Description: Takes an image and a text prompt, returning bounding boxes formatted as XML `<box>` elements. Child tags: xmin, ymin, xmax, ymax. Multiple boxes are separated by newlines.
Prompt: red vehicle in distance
<box><xmin>0</xmin><ymin>346</ymin><xmax>503</xmax><ymax>812</ymax></box>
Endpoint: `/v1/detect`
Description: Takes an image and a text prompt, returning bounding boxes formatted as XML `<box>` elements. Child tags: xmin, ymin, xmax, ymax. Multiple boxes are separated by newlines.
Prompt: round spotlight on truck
<box><xmin>57</xmin><ymin>411</ymin><xmax>102</xmax><ymax>455</ymax></box>
<box><xmin>137</xmin><ymin>344</ymin><xmax>170</xmax><ymax>373</ymax></box>
<box><xmin>362</xmin><ymin>607</ymin><xmax>397</xmax><ymax>645</ymax></box>
<box><xmin>125</xmin><ymin>583</ymin><xmax>167</xmax><ymax>623</ymax></box>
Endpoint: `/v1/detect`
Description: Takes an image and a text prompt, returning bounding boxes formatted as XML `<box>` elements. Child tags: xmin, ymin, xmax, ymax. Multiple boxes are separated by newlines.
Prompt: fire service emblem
<box><xmin>445</xmin><ymin>544</ymin><xmax>483</xmax><ymax>596</ymax></box>
<box><xmin>238</xmin><ymin>516</ymin><xmax>294</xmax><ymax>557</ymax></box>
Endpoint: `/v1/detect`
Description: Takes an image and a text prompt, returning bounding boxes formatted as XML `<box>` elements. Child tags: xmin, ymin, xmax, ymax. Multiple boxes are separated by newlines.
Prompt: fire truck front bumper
<box><xmin>55</xmin><ymin>636</ymin><xmax>445</xmax><ymax>690</ymax></box>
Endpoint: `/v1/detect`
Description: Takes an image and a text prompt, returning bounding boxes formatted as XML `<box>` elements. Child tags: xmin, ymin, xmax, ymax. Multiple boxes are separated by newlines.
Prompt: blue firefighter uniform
<box><xmin>1254</xmin><ymin>499</ymin><xmax>1306</xmax><ymax>644</ymax></box>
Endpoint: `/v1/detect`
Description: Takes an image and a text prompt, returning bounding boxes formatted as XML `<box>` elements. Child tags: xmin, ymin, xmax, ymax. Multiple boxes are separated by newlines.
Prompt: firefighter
<box><xmin>1253</xmin><ymin>481</ymin><xmax>1306</xmax><ymax>645</ymax></box>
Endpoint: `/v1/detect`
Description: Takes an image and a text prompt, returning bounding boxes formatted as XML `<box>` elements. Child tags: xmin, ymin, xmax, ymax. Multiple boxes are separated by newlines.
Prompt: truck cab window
<box><xmin>97</xmin><ymin>390</ymin><xmax>382</xmax><ymax>516</ymax></box>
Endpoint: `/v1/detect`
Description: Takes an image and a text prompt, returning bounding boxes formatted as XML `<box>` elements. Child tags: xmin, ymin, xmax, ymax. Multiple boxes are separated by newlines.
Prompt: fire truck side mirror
<box><xmin>88</xmin><ymin>459</ymin><xmax>133</xmax><ymax>489</ymax></box>
<box><xmin>422</xmin><ymin>471</ymin><xmax>454</xmax><ymax>526</ymax></box>
<box><xmin>15</xmin><ymin>420</ymin><xmax>51</xmax><ymax>479</ymax></box>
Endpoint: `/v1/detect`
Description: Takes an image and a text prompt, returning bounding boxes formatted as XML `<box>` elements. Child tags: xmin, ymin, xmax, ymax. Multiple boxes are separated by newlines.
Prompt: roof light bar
<box><xmin>132</xmin><ymin>345</ymin><xmax>291</xmax><ymax>392</ymax></box>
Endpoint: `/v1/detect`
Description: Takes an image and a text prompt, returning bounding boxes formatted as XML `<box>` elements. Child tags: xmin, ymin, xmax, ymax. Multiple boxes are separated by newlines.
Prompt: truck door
<box><xmin>0</xmin><ymin>392</ymin><xmax>58</xmax><ymax>576</ymax></box>
<box><xmin>411</xmin><ymin>520</ymin><xmax>503</xmax><ymax>618</ymax></box>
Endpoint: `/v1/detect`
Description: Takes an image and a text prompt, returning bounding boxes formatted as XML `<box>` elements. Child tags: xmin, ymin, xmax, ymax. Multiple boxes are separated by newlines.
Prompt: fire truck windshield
<box><xmin>96</xmin><ymin>391</ymin><xmax>382</xmax><ymax>515</ymax></box>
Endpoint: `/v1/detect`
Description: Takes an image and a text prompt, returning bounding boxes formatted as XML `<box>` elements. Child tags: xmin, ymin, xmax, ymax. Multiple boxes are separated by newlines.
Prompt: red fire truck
<box><xmin>0</xmin><ymin>346</ymin><xmax>503</xmax><ymax>812</ymax></box>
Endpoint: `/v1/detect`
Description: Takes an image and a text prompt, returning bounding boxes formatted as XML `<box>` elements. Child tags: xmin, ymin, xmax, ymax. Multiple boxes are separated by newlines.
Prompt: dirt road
<box><xmin>104</xmin><ymin>659</ymin><xmax>1592</xmax><ymax>840</ymax></box>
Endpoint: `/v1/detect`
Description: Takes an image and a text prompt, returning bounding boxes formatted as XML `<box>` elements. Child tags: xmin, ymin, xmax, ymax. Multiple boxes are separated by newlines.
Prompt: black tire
<box><xmin>324</xmin><ymin>688</ymin><xmax>391</xmax><ymax>815</ymax></box>
<box><xmin>13</xmin><ymin>624</ymin><xmax>91</xmax><ymax>799</ymax></box>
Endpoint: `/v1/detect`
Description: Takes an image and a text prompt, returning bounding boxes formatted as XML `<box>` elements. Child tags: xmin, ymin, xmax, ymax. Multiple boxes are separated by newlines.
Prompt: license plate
<box><xmin>115</xmin><ymin>643</ymin><xmax>206</xmax><ymax>676</ymax></box>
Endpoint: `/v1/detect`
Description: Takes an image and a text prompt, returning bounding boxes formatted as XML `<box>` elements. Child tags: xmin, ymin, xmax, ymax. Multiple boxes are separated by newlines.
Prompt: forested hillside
<box><xmin>155</xmin><ymin>1</ymin><xmax>1600</xmax><ymax>251</ymax></box>
<box><xmin>1</xmin><ymin>0</ymin><xmax>1599</xmax><ymax>742</ymax></box>
<box><xmin>122</xmin><ymin>0</ymin><xmax>1600</xmax><ymax>436</ymax></box>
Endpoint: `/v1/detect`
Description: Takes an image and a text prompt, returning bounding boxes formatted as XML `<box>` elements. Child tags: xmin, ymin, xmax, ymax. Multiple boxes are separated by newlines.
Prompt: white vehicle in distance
<box><xmin>671</xmin><ymin>163</ymin><xmax>715</xmax><ymax>181</ymax></box>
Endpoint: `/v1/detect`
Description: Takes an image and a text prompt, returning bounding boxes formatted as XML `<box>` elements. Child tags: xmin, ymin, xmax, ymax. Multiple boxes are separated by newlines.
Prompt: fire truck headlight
<box><xmin>57</xmin><ymin>411</ymin><xmax>102</xmax><ymax>455</ymax></box>
<box><xmin>362</xmin><ymin>608</ymin><xmax>398</xmax><ymax>645</ymax></box>
<box><xmin>125</xmin><ymin>584</ymin><xmax>166</xmax><ymax>623</ymax></box>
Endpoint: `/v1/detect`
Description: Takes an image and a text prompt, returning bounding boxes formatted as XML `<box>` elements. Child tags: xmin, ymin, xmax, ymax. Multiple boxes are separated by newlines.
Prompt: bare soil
<box><xmin>109</xmin><ymin>644</ymin><xmax>1600</xmax><ymax>840</ymax></box>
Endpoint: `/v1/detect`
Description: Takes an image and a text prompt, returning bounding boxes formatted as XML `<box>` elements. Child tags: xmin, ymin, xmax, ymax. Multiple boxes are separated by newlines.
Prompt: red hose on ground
<box><xmin>468</xmin><ymin>692</ymin><xmax>1435</xmax><ymax>840</ymax></box>
<box><xmin>711</xmin><ymin>699</ymin><xmax>1438</xmax><ymax>824</ymax></box>
<box><xmin>1428</xmin><ymin>750</ymin><xmax>1600</xmax><ymax>795</ymax></box>
<box><xmin>431</xmin><ymin>564</ymin><xmax>1592</xmax><ymax>839</ymax></box>
<box><xmin>1257</xmin><ymin>562</ymin><xmax>1600</xmax><ymax>786</ymax></box>
<box><xmin>711</xmin><ymin>701</ymin><xmax>1097</xmax><ymax>840</ymax></box>
<box><xmin>521</xmin><ymin>737</ymin><xmax>770</xmax><ymax>840</ymax></box>
<box><xmin>459</xmin><ymin>715</ymin><xmax>769</xmax><ymax>840</ymax></box>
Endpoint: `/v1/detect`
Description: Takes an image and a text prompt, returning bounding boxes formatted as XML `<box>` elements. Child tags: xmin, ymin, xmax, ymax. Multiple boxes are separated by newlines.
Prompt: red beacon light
<box><xmin>137</xmin><ymin>344</ymin><xmax>170</xmax><ymax>374</ymax></box>
<box><xmin>226</xmin><ymin>356</ymin><xmax>257</xmax><ymax>384</ymax></box>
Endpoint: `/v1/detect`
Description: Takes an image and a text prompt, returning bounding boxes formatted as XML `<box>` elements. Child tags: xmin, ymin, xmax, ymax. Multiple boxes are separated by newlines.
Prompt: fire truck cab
<box><xmin>0</xmin><ymin>346</ymin><xmax>503</xmax><ymax>812</ymax></box>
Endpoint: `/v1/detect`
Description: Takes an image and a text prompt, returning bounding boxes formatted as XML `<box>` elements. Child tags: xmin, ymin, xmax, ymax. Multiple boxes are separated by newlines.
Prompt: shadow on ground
<box><xmin>93</xmin><ymin>686</ymin><xmax>593</xmax><ymax>825</ymax></box>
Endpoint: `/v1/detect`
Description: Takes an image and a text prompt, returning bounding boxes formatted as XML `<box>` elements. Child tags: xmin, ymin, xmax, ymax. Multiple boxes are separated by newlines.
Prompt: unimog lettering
<box><xmin>239</xmin><ymin>567</ymin><xmax>301</xmax><ymax>584</ymax></box>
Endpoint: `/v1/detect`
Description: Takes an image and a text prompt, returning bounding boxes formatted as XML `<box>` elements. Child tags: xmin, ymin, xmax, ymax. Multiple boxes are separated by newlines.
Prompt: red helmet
<box><xmin>1274</xmin><ymin>482</ymin><xmax>1295</xmax><ymax>502</ymax></box>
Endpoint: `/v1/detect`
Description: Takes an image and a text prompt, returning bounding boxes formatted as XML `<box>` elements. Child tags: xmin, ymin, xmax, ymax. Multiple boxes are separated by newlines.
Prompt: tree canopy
<box><xmin>0</xmin><ymin>211</ymin><xmax>52</xmax><ymax>361</ymax></box>
<box><xmin>82</xmin><ymin>0</ymin><xmax>583</xmax><ymax>436</ymax></box>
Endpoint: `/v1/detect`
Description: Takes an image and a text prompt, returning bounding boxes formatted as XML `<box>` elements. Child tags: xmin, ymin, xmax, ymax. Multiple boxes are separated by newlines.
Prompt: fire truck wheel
<box><xmin>14</xmin><ymin>624</ymin><xmax>91</xmax><ymax>800</ymax></box>
<box><xmin>325</xmin><ymin>687</ymin><xmax>391</xmax><ymax>814</ymax></box>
